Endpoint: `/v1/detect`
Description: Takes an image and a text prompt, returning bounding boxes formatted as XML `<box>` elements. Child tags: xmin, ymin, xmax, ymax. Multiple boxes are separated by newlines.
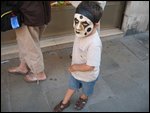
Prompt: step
<box><xmin>1</xmin><ymin>28</ymin><xmax>124</xmax><ymax>61</ymax></box>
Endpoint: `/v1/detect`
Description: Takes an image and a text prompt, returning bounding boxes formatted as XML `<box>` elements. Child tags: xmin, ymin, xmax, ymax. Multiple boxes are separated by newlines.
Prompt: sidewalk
<box><xmin>1</xmin><ymin>32</ymin><xmax>149</xmax><ymax>112</ymax></box>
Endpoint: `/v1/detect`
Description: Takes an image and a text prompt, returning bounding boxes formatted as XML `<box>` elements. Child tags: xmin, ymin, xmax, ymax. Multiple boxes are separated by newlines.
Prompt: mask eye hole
<box><xmin>74</xmin><ymin>18</ymin><xmax>79</xmax><ymax>25</ymax></box>
<box><xmin>82</xmin><ymin>21</ymin><xmax>89</xmax><ymax>28</ymax></box>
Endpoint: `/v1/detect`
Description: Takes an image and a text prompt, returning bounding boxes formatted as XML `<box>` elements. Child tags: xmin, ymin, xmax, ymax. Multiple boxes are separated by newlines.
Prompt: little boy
<box><xmin>53</xmin><ymin>1</ymin><xmax>104</xmax><ymax>112</ymax></box>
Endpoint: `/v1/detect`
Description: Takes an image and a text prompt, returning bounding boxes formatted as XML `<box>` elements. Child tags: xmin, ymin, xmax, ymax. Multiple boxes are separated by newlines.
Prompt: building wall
<box><xmin>122</xmin><ymin>1</ymin><xmax>149</xmax><ymax>35</ymax></box>
<box><xmin>1</xmin><ymin>2</ymin><xmax>126</xmax><ymax>45</ymax></box>
<box><xmin>1</xmin><ymin>1</ymin><xmax>149</xmax><ymax>46</ymax></box>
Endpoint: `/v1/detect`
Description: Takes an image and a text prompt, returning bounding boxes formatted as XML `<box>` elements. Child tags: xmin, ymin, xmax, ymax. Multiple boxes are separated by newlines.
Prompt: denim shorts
<box><xmin>68</xmin><ymin>75</ymin><xmax>98</xmax><ymax>96</ymax></box>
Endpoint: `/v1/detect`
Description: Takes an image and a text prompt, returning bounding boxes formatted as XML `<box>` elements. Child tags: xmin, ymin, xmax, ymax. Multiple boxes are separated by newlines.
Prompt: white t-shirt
<box><xmin>71</xmin><ymin>31</ymin><xmax>102</xmax><ymax>82</ymax></box>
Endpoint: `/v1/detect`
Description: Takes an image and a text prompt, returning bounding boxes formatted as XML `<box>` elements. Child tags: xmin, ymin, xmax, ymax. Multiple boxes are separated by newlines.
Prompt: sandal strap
<box><xmin>53</xmin><ymin>100</ymin><xmax>70</xmax><ymax>112</ymax></box>
<box><xmin>74</xmin><ymin>97</ymin><xmax>88</xmax><ymax>110</ymax></box>
<box><xmin>77</xmin><ymin>97</ymin><xmax>88</xmax><ymax>104</ymax></box>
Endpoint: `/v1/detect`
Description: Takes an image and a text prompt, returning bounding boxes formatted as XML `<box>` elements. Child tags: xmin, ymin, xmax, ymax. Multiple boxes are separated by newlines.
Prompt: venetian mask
<box><xmin>73</xmin><ymin>13</ymin><xmax>94</xmax><ymax>38</ymax></box>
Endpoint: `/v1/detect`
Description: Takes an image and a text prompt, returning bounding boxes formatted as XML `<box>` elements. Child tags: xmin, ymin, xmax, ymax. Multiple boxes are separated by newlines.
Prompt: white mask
<box><xmin>73</xmin><ymin>13</ymin><xmax>94</xmax><ymax>38</ymax></box>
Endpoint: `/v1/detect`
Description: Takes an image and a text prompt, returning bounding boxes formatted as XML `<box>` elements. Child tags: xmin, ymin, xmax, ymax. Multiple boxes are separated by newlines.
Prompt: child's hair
<box><xmin>75</xmin><ymin>1</ymin><xmax>103</xmax><ymax>24</ymax></box>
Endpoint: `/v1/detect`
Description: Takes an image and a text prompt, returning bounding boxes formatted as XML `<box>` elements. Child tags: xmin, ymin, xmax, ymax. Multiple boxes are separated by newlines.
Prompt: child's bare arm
<box><xmin>68</xmin><ymin>64</ymin><xmax>94</xmax><ymax>72</ymax></box>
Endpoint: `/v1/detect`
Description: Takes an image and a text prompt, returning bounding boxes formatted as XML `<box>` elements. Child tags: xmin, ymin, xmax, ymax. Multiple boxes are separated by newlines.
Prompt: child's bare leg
<box><xmin>80</xmin><ymin>93</ymin><xmax>88</xmax><ymax>99</ymax></box>
<box><xmin>53</xmin><ymin>88</ymin><xmax>75</xmax><ymax>112</ymax></box>
<box><xmin>62</xmin><ymin>88</ymin><xmax>75</xmax><ymax>104</ymax></box>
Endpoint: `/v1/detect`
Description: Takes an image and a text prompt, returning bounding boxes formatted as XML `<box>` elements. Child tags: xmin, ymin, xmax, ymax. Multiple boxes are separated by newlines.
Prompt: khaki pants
<box><xmin>15</xmin><ymin>25</ymin><xmax>46</xmax><ymax>74</ymax></box>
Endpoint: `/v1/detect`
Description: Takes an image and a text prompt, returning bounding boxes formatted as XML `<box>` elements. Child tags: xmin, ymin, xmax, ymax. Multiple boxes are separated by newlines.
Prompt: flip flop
<box><xmin>8</xmin><ymin>67</ymin><xmax>29</xmax><ymax>75</ymax></box>
<box><xmin>24</xmin><ymin>73</ymin><xmax>46</xmax><ymax>84</ymax></box>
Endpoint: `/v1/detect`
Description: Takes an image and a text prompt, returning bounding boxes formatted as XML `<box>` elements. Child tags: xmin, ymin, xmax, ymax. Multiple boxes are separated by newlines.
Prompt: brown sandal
<box><xmin>74</xmin><ymin>97</ymin><xmax>88</xmax><ymax>110</ymax></box>
<box><xmin>53</xmin><ymin>100</ymin><xmax>70</xmax><ymax>112</ymax></box>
